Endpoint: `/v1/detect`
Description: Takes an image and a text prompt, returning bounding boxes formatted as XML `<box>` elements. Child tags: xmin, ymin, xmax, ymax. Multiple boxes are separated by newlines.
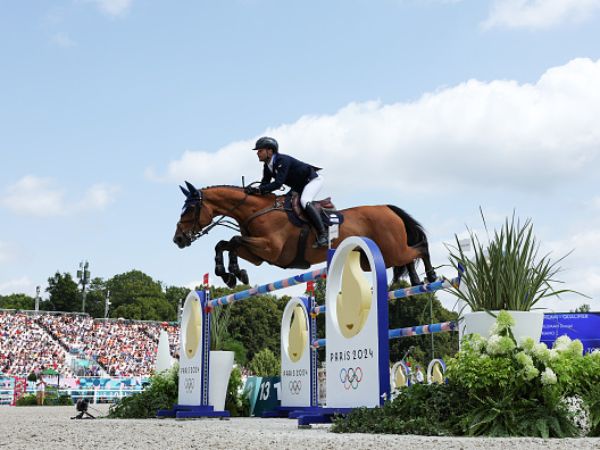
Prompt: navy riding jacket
<box><xmin>259</xmin><ymin>153</ymin><xmax>321</xmax><ymax>194</ymax></box>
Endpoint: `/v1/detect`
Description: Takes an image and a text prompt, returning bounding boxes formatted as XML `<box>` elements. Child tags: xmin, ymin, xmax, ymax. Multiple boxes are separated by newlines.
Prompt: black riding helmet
<box><xmin>252</xmin><ymin>136</ymin><xmax>278</xmax><ymax>153</ymax></box>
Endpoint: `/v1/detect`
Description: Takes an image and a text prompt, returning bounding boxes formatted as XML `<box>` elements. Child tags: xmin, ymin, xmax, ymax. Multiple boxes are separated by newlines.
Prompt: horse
<box><xmin>173</xmin><ymin>181</ymin><xmax>437</xmax><ymax>288</ymax></box>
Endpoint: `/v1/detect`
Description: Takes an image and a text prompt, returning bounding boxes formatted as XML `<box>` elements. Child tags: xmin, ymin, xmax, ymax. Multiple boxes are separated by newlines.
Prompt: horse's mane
<box><xmin>202</xmin><ymin>184</ymin><xmax>244</xmax><ymax>190</ymax></box>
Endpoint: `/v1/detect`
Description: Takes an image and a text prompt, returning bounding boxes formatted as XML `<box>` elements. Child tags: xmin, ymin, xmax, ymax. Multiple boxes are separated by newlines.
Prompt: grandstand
<box><xmin>0</xmin><ymin>310</ymin><xmax>180</xmax><ymax>378</ymax></box>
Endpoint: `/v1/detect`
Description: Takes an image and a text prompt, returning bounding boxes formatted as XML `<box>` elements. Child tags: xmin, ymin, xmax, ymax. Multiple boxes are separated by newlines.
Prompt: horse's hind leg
<box><xmin>417</xmin><ymin>242</ymin><xmax>437</xmax><ymax>283</ymax></box>
<box><xmin>392</xmin><ymin>263</ymin><xmax>421</xmax><ymax>287</ymax></box>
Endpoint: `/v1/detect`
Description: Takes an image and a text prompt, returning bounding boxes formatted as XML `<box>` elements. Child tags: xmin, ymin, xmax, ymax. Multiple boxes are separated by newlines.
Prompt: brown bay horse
<box><xmin>173</xmin><ymin>182</ymin><xmax>437</xmax><ymax>288</ymax></box>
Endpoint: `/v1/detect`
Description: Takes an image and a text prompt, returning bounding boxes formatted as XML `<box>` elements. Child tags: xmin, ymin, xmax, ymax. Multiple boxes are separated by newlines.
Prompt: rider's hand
<box><xmin>244</xmin><ymin>186</ymin><xmax>261</xmax><ymax>195</ymax></box>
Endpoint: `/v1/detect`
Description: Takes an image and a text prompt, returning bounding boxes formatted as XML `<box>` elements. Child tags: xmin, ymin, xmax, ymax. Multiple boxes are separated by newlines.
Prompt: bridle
<box><xmin>180</xmin><ymin>189</ymin><xmax>247</xmax><ymax>243</ymax></box>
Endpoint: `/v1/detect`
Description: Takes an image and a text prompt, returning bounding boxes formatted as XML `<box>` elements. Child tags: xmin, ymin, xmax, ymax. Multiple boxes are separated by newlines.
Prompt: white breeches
<box><xmin>301</xmin><ymin>175</ymin><xmax>324</xmax><ymax>208</ymax></box>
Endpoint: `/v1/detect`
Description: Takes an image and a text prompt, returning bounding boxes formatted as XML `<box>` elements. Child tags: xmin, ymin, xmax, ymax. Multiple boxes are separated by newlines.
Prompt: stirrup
<box><xmin>312</xmin><ymin>234</ymin><xmax>328</xmax><ymax>248</ymax></box>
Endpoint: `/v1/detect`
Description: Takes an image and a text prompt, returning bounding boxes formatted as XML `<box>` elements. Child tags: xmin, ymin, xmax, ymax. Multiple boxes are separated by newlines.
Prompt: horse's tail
<box><xmin>388</xmin><ymin>205</ymin><xmax>438</xmax><ymax>284</ymax></box>
<box><xmin>386</xmin><ymin>205</ymin><xmax>428</xmax><ymax>247</ymax></box>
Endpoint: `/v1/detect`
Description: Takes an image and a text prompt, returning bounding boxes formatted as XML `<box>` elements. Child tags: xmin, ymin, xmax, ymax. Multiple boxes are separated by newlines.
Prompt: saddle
<box><xmin>283</xmin><ymin>192</ymin><xmax>344</xmax><ymax>228</ymax></box>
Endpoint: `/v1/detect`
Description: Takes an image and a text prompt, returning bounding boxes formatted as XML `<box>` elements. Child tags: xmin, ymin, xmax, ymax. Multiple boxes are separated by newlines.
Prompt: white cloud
<box><xmin>86</xmin><ymin>0</ymin><xmax>133</xmax><ymax>17</ymax></box>
<box><xmin>0</xmin><ymin>175</ymin><xmax>119</xmax><ymax>217</ymax></box>
<box><xmin>50</xmin><ymin>32</ymin><xmax>76</xmax><ymax>48</ymax></box>
<box><xmin>78</xmin><ymin>183</ymin><xmax>120</xmax><ymax>211</ymax></box>
<box><xmin>151</xmin><ymin>58</ymin><xmax>600</xmax><ymax>197</ymax></box>
<box><xmin>0</xmin><ymin>277</ymin><xmax>33</xmax><ymax>296</ymax></box>
<box><xmin>482</xmin><ymin>0</ymin><xmax>600</xmax><ymax>29</ymax></box>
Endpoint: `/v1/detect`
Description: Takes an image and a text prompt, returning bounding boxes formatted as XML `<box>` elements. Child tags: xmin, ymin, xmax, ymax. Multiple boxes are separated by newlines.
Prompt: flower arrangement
<box><xmin>446</xmin><ymin>311</ymin><xmax>600</xmax><ymax>437</ymax></box>
<box><xmin>333</xmin><ymin>311</ymin><xmax>600</xmax><ymax>437</ymax></box>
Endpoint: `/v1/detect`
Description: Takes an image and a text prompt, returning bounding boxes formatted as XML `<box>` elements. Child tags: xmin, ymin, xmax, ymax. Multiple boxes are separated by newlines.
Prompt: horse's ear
<box><xmin>179</xmin><ymin>185</ymin><xmax>190</xmax><ymax>197</ymax></box>
<box><xmin>185</xmin><ymin>181</ymin><xmax>198</xmax><ymax>196</ymax></box>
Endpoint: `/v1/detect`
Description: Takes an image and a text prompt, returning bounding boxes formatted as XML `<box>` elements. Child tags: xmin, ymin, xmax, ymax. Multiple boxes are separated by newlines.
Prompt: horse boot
<box><xmin>304</xmin><ymin>202</ymin><xmax>328</xmax><ymax>248</ymax></box>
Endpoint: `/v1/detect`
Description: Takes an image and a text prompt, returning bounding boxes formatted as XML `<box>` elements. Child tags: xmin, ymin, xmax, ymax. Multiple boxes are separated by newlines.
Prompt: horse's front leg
<box><xmin>227</xmin><ymin>236</ymin><xmax>249</xmax><ymax>285</ymax></box>
<box><xmin>214</xmin><ymin>240</ymin><xmax>237</xmax><ymax>289</ymax></box>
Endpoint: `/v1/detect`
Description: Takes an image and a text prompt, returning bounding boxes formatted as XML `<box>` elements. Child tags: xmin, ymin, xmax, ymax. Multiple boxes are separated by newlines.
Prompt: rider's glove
<box><xmin>244</xmin><ymin>186</ymin><xmax>261</xmax><ymax>195</ymax></box>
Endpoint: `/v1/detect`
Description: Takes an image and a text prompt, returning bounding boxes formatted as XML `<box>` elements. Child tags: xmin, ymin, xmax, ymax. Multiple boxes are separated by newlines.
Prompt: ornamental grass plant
<box><xmin>446</xmin><ymin>211</ymin><xmax>579</xmax><ymax>311</ymax></box>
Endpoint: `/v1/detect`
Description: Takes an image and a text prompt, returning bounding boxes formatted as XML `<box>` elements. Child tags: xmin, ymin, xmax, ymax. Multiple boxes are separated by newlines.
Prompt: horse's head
<box><xmin>173</xmin><ymin>181</ymin><xmax>214</xmax><ymax>248</ymax></box>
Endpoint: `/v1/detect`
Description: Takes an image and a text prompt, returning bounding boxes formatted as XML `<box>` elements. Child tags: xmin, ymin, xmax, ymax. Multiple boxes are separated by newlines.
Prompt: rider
<box><xmin>245</xmin><ymin>136</ymin><xmax>328</xmax><ymax>248</ymax></box>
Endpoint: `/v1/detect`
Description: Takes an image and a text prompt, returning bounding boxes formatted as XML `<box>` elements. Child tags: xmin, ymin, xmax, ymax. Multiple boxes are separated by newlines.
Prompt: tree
<box><xmin>106</xmin><ymin>270</ymin><xmax>174</xmax><ymax>321</ymax></box>
<box><xmin>85</xmin><ymin>277</ymin><xmax>108</xmax><ymax>318</ymax></box>
<box><xmin>0</xmin><ymin>293</ymin><xmax>35</xmax><ymax>310</ymax></box>
<box><xmin>165</xmin><ymin>286</ymin><xmax>189</xmax><ymax>319</ymax></box>
<box><xmin>46</xmin><ymin>272</ymin><xmax>80</xmax><ymax>312</ymax></box>
<box><xmin>248</xmin><ymin>348</ymin><xmax>280</xmax><ymax>377</ymax></box>
<box><xmin>387</xmin><ymin>279</ymin><xmax>458</xmax><ymax>364</ymax></box>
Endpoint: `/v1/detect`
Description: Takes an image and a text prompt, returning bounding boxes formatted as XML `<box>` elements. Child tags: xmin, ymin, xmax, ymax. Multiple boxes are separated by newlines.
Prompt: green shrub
<box><xmin>248</xmin><ymin>348</ymin><xmax>280</xmax><ymax>377</ymax></box>
<box><xmin>225</xmin><ymin>366</ymin><xmax>250</xmax><ymax>417</ymax></box>
<box><xmin>332</xmin><ymin>383</ymin><xmax>466</xmax><ymax>435</ymax></box>
<box><xmin>15</xmin><ymin>394</ymin><xmax>38</xmax><ymax>406</ymax></box>
<box><xmin>108</xmin><ymin>364</ymin><xmax>179</xmax><ymax>418</ymax></box>
<box><xmin>45</xmin><ymin>393</ymin><xmax>74</xmax><ymax>406</ymax></box>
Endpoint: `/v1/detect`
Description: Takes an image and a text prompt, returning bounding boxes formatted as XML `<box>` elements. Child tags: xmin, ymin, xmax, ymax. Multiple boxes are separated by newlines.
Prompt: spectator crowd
<box><xmin>0</xmin><ymin>311</ymin><xmax>179</xmax><ymax>378</ymax></box>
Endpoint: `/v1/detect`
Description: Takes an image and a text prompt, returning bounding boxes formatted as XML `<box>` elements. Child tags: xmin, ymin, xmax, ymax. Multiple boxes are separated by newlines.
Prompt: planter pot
<box><xmin>208</xmin><ymin>350</ymin><xmax>234</xmax><ymax>411</ymax></box>
<box><xmin>459</xmin><ymin>310</ymin><xmax>545</xmax><ymax>345</ymax></box>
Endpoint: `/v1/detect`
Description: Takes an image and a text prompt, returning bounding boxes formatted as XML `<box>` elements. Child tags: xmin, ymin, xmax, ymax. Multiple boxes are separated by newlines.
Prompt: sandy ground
<box><xmin>1</xmin><ymin>405</ymin><xmax>600</xmax><ymax>450</ymax></box>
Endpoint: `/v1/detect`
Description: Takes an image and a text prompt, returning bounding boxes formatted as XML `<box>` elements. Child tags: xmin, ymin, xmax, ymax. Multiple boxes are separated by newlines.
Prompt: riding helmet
<box><xmin>252</xmin><ymin>136</ymin><xmax>278</xmax><ymax>153</ymax></box>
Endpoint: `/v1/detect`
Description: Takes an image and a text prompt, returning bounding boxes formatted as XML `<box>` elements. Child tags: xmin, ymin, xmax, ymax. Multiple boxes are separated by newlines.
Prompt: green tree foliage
<box><xmin>107</xmin><ymin>270</ymin><xmax>175</xmax><ymax>321</ymax></box>
<box><xmin>387</xmin><ymin>279</ymin><xmax>458</xmax><ymax>364</ymax></box>
<box><xmin>0</xmin><ymin>293</ymin><xmax>35</xmax><ymax>310</ymax></box>
<box><xmin>248</xmin><ymin>348</ymin><xmax>280</xmax><ymax>377</ymax></box>
<box><xmin>165</xmin><ymin>286</ymin><xmax>188</xmax><ymax>315</ymax></box>
<box><xmin>227</xmin><ymin>294</ymin><xmax>283</xmax><ymax>363</ymax></box>
<box><xmin>45</xmin><ymin>272</ymin><xmax>80</xmax><ymax>312</ymax></box>
<box><xmin>85</xmin><ymin>277</ymin><xmax>109</xmax><ymax>318</ymax></box>
<box><xmin>108</xmin><ymin>364</ymin><xmax>179</xmax><ymax>418</ymax></box>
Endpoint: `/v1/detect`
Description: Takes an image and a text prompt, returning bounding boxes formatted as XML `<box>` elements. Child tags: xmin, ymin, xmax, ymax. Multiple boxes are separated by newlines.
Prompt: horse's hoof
<box><xmin>215</xmin><ymin>265</ymin><xmax>226</xmax><ymax>277</ymax></box>
<box><xmin>426</xmin><ymin>272</ymin><xmax>438</xmax><ymax>283</ymax></box>
<box><xmin>222</xmin><ymin>273</ymin><xmax>237</xmax><ymax>289</ymax></box>
<box><xmin>239</xmin><ymin>269</ymin><xmax>249</xmax><ymax>285</ymax></box>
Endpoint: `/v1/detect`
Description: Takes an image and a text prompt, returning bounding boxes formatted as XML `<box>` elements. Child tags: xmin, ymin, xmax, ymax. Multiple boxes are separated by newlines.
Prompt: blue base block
<box><xmin>293</xmin><ymin>407</ymin><xmax>354</xmax><ymax>426</ymax></box>
<box><xmin>261</xmin><ymin>406</ymin><xmax>318</xmax><ymax>419</ymax></box>
<box><xmin>157</xmin><ymin>404</ymin><xmax>231</xmax><ymax>419</ymax></box>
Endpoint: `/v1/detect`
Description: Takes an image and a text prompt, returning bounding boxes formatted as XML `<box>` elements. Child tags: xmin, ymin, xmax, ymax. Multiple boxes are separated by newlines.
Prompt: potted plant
<box><xmin>446</xmin><ymin>212</ymin><xmax>582</xmax><ymax>343</ymax></box>
<box><xmin>208</xmin><ymin>304</ymin><xmax>235</xmax><ymax>412</ymax></box>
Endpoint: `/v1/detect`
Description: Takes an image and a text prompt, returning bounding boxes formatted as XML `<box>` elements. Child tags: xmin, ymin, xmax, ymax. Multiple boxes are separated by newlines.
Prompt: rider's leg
<box><xmin>301</xmin><ymin>176</ymin><xmax>327</xmax><ymax>248</ymax></box>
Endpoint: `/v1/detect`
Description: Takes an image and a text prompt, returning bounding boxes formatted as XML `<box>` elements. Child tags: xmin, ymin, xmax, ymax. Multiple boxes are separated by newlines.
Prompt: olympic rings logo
<box><xmin>184</xmin><ymin>377</ymin><xmax>195</xmax><ymax>394</ymax></box>
<box><xmin>288</xmin><ymin>380</ymin><xmax>302</xmax><ymax>395</ymax></box>
<box><xmin>339</xmin><ymin>367</ymin><xmax>363</xmax><ymax>390</ymax></box>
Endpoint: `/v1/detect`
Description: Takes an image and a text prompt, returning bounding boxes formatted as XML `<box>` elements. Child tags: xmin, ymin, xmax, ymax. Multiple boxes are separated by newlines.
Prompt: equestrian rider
<box><xmin>245</xmin><ymin>136</ymin><xmax>328</xmax><ymax>248</ymax></box>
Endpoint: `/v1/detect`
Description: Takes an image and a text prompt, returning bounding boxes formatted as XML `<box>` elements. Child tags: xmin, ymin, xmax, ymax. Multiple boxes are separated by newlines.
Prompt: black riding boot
<box><xmin>304</xmin><ymin>202</ymin><xmax>328</xmax><ymax>248</ymax></box>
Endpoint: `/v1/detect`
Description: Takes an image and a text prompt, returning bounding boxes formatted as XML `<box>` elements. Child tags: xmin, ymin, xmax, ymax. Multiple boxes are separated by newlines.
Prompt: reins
<box><xmin>183</xmin><ymin>188</ymin><xmax>289</xmax><ymax>243</ymax></box>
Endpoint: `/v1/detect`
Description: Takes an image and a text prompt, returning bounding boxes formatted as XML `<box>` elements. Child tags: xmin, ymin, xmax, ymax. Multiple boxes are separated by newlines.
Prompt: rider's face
<box><xmin>257</xmin><ymin>148</ymin><xmax>271</xmax><ymax>162</ymax></box>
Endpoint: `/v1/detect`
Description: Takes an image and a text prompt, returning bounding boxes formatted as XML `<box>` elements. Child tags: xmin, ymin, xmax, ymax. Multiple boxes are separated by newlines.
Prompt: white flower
<box><xmin>488</xmin><ymin>322</ymin><xmax>500</xmax><ymax>336</ymax></box>
<box><xmin>486</xmin><ymin>335</ymin><xmax>502</xmax><ymax>355</ymax></box>
<box><xmin>541</xmin><ymin>367</ymin><xmax>557</xmax><ymax>385</ymax></box>
<box><xmin>548</xmin><ymin>349</ymin><xmax>559</xmax><ymax>361</ymax></box>
<box><xmin>532</xmin><ymin>342</ymin><xmax>549</xmax><ymax>361</ymax></box>
<box><xmin>554</xmin><ymin>335</ymin><xmax>572</xmax><ymax>352</ymax></box>
<box><xmin>562</xmin><ymin>396</ymin><xmax>591</xmax><ymax>436</ymax></box>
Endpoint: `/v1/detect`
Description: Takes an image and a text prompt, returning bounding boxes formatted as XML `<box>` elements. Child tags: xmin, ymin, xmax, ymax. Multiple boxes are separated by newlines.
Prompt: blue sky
<box><xmin>1</xmin><ymin>0</ymin><xmax>600</xmax><ymax>312</ymax></box>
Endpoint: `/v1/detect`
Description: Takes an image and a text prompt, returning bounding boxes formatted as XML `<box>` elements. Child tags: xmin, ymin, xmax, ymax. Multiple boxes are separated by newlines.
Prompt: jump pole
<box><xmin>158</xmin><ymin>268</ymin><xmax>327</xmax><ymax>419</ymax></box>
